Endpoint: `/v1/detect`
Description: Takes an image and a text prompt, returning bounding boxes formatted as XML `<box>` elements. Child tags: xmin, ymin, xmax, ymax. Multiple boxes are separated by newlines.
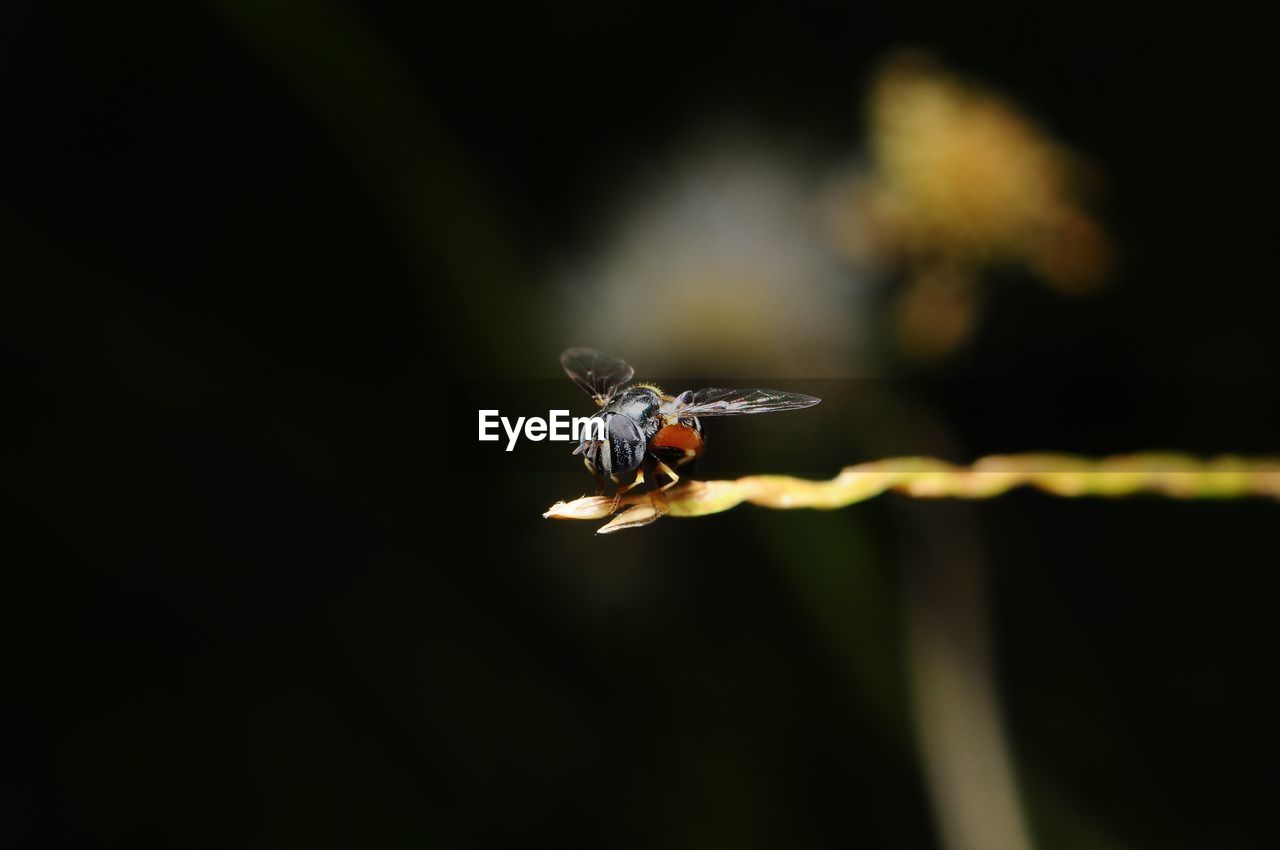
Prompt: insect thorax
<box><xmin>603</xmin><ymin>386</ymin><xmax>663</xmax><ymax>439</ymax></box>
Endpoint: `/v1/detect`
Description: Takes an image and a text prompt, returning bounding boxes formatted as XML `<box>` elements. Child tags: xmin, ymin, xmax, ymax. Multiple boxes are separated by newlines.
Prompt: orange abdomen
<box><xmin>650</xmin><ymin>423</ymin><xmax>704</xmax><ymax>462</ymax></box>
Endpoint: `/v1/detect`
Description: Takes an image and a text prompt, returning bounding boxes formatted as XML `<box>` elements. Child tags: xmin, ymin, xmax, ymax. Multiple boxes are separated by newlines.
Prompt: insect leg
<box><xmin>648</xmin><ymin>486</ymin><xmax>671</xmax><ymax>517</ymax></box>
<box><xmin>610</xmin><ymin>468</ymin><xmax>645</xmax><ymax>514</ymax></box>
<box><xmin>653</xmin><ymin>458</ymin><xmax>681</xmax><ymax>491</ymax></box>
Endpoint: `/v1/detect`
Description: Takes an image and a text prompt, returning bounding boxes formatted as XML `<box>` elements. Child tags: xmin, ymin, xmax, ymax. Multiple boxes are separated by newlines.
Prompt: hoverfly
<box><xmin>560</xmin><ymin>347</ymin><xmax>821</xmax><ymax>499</ymax></box>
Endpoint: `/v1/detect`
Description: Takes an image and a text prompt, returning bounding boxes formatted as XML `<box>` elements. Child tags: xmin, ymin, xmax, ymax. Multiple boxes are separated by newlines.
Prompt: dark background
<box><xmin>6</xmin><ymin>3</ymin><xmax>1279</xmax><ymax>848</ymax></box>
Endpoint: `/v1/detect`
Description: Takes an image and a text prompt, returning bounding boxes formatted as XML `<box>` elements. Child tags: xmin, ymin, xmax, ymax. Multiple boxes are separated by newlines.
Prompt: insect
<box><xmin>560</xmin><ymin>347</ymin><xmax>821</xmax><ymax>500</ymax></box>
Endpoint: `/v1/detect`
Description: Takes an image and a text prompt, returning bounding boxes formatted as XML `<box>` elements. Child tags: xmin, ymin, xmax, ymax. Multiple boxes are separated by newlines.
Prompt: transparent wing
<box><xmin>674</xmin><ymin>387</ymin><xmax>821</xmax><ymax>417</ymax></box>
<box><xmin>560</xmin><ymin>348</ymin><xmax>635</xmax><ymax>405</ymax></box>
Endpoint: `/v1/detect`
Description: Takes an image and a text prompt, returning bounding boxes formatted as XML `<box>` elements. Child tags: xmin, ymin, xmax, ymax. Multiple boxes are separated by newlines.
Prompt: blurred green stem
<box><xmin>209</xmin><ymin>0</ymin><xmax>541</xmax><ymax>370</ymax></box>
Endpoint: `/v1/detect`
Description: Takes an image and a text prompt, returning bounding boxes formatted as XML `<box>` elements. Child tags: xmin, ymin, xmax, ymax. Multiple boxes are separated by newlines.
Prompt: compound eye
<box><xmin>607</xmin><ymin>414</ymin><xmax>637</xmax><ymax>440</ymax></box>
<box><xmin>606</xmin><ymin>415</ymin><xmax>645</xmax><ymax>474</ymax></box>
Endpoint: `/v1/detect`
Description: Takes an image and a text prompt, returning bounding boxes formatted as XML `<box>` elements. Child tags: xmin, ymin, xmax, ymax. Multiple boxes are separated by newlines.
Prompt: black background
<box><xmin>7</xmin><ymin>3</ymin><xmax>1279</xmax><ymax>848</ymax></box>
